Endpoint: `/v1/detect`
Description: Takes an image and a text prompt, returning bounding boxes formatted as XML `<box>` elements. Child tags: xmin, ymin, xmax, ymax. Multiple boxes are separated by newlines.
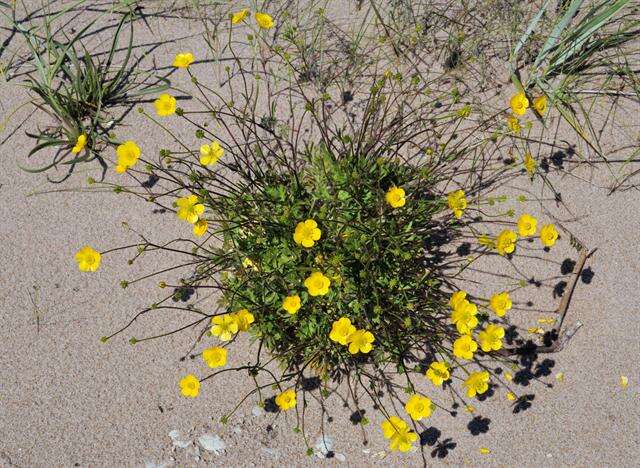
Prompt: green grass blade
<box><xmin>534</xmin><ymin>0</ymin><xmax>584</xmax><ymax>68</ymax></box>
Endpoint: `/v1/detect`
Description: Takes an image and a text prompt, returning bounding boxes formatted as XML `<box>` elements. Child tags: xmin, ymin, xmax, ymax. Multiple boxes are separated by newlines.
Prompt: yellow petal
<box><xmin>620</xmin><ymin>375</ymin><xmax>629</xmax><ymax>389</ymax></box>
<box><xmin>506</xmin><ymin>392</ymin><xmax>516</xmax><ymax>401</ymax></box>
<box><xmin>537</xmin><ymin>317</ymin><xmax>556</xmax><ymax>325</ymax></box>
<box><xmin>555</xmin><ymin>372</ymin><xmax>565</xmax><ymax>382</ymax></box>
<box><xmin>479</xmin><ymin>447</ymin><xmax>491</xmax><ymax>455</ymax></box>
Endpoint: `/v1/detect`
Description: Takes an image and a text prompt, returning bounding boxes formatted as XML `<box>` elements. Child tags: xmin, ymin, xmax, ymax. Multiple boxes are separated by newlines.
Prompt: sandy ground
<box><xmin>1</xmin><ymin>2</ymin><xmax>639</xmax><ymax>467</ymax></box>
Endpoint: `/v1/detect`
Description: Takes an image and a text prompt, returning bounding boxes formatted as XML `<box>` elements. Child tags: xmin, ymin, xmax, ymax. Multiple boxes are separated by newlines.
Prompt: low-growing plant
<box><xmin>14</xmin><ymin>0</ymin><xmax>636</xmax><ymax>460</ymax></box>
<box><xmin>70</xmin><ymin>5</ymin><xmax>604</xmax><ymax>458</ymax></box>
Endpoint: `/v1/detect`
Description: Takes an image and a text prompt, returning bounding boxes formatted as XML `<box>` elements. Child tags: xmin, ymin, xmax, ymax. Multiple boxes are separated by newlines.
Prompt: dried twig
<box><xmin>498</xmin><ymin>245</ymin><xmax>596</xmax><ymax>356</ymax></box>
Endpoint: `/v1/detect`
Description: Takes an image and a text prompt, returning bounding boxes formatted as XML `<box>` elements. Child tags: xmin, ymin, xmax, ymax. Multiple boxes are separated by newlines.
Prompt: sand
<box><xmin>1</xmin><ymin>1</ymin><xmax>639</xmax><ymax>467</ymax></box>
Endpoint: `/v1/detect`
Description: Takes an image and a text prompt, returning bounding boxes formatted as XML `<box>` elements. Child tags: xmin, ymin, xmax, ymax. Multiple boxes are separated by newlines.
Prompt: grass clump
<box><xmin>4</xmin><ymin>7</ymin><xmax>168</xmax><ymax>179</ymax></box>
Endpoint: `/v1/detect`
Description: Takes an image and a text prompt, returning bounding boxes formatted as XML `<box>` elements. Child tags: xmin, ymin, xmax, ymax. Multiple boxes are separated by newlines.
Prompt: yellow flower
<box><xmin>71</xmin><ymin>134</ymin><xmax>87</xmax><ymax>154</ymax></box>
<box><xmin>457</xmin><ymin>104</ymin><xmax>471</xmax><ymax>118</ymax></box>
<box><xmin>255</xmin><ymin>12</ymin><xmax>275</xmax><ymax>30</ymax></box>
<box><xmin>211</xmin><ymin>314</ymin><xmax>239</xmax><ymax>341</ymax></box>
<box><xmin>490</xmin><ymin>291</ymin><xmax>512</xmax><ymax>317</ymax></box>
<box><xmin>447</xmin><ymin>189</ymin><xmax>467</xmax><ymax>219</ymax></box>
<box><xmin>496</xmin><ymin>229</ymin><xmax>517</xmax><ymax>256</ymax></box>
<box><xmin>620</xmin><ymin>375</ymin><xmax>629</xmax><ymax>389</ymax></box>
<box><xmin>380</xmin><ymin>416</ymin><xmax>406</xmax><ymax>438</ymax></box>
<box><xmin>231</xmin><ymin>8</ymin><xmax>249</xmax><ymax>24</ymax></box>
<box><xmin>517</xmin><ymin>213</ymin><xmax>537</xmax><ymax>237</ymax></box>
<box><xmin>154</xmin><ymin>93</ymin><xmax>176</xmax><ymax>117</ymax></box>
<box><xmin>385</xmin><ymin>186</ymin><xmax>406</xmax><ymax>208</ymax></box>
<box><xmin>115</xmin><ymin>140</ymin><xmax>141</xmax><ymax>173</ymax></box>
<box><xmin>329</xmin><ymin>317</ymin><xmax>356</xmax><ymax>345</ymax></box>
<box><xmin>507</xmin><ymin>115</ymin><xmax>521</xmax><ymax>134</ymax></box>
<box><xmin>556</xmin><ymin>372</ymin><xmax>565</xmax><ymax>382</ymax></box>
<box><xmin>463</xmin><ymin>370</ymin><xmax>490</xmax><ymax>397</ymax></box>
<box><xmin>242</xmin><ymin>257</ymin><xmax>257</xmax><ymax>270</ymax></box>
<box><xmin>179</xmin><ymin>374</ymin><xmax>200</xmax><ymax>397</ymax></box>
<box><xmin>200</xmin><ymin>141</ymin><xmax>224</xmax><ymax>166</ymax></box>
<box><xmin>479</xmin><ymin>447</ymin><xmax>491</xmax><ymax>455</ymax></box>
<box><xmin>528</xmin><ymin>327</ymin><xmax>544</xmax><ymax>334</ymax></box>
<box><xmin>193</xmin><ymin>219</ymin><xmax>208</xmax><ymax>237</ymax></box>
<box><xmin>173</xmin><ymin>52</ymin><xmax>194</xmax><ymax>68</ymax></box>
<box><xmin>202</xmin><ymin>347</ymin><xmax>227</xmax><ymax>368</ymax></box>
<box><xmin>176</xmin><ymin>194</ymin><xmax>205</xmax><ymax>224</ymax></box>
<box><xmin>75</xmin><ymin>246</ymin><xmax>101</xmax><ymax>272</ymax></box>
<box><xmin>304</xmin><ymin>271</ymin><xmax>331</xmax><ymax>296</ymax></box>
<box><xmin>540</xmin><ymin>223</ymin><xmax>558</xmax><ymax>247</ymax></box>
<box><xmin>275</xmin><ymin>388</ymin><xmax>296</xmax><ymax>410</ymax></box>
<box><xmin>380</xmin><ymin>416</ymin><xmax>418</xmax><ymax>453</ymax></box>
<box><xmin>293</xmin><ymin>219</ymin><xmax>322</xmax><ymax>247</ymax></box>
<box><xmin>465</xmin><ymin>405</ymin><xmax>475</xmax><ymax>413</ymax></box>
<box><xmin>449</xmin><ymin>290</ymin><xmax>467</xmax><ymax>309</ymax></box>
<box><xmin>426</xmin><ymin>361</ymin><xmax>451</xmax><ymax>386</ymax></box>
<box><xmin>505</xmin><ymin>372</ymin><xmax>513</xmax><ymax>381</ymax></box>
<box><xmin>524</xmin><ymin>152</ymin><xmax>537</xmax><ymax>176</ymax></box>
<box><xmin>347</xmin><ymin>329</ymin><xmax>375</xmax><ymax>354</ymax></box>
<box><xmin>453</xmin><ymin>334</ymin><xmax>477</xmax><ymax>360</ymax></box>
<box><xmin>533</xmin><ymin>95</ymin><xmax>548</xmax><ymax>115</ymax></box>
<box><xmin>478</xmin><ymin>324</ymin><xmax>505</xmax><ymax>352</ymax></box>
<box><xmin>231</xmin><ymin>308</ymin><xmax>254</xmax><ymax>331</ymax></box>
<box><xmin>451</xmin><ymin>299</ymin><xmax>478</xmax><ymax>334</ymax></box>
<box><xmin>282</xmin><ymin>295</ymin><xmax>301</xmax><ymax>314</ymax></box>
<box><xmin>405</xmin><ymin>394</ymin><xmax>434</xmax><ymax>421</ymax></box>
<box><xmin>506</xmin><ymin>391</ymin><xmax>517</xmax><ymax>401</ymax></box>
<box><xmin>509</xmin><ymin>92</ymin><xmax>529</xmax><ymax>116</ymax></box>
